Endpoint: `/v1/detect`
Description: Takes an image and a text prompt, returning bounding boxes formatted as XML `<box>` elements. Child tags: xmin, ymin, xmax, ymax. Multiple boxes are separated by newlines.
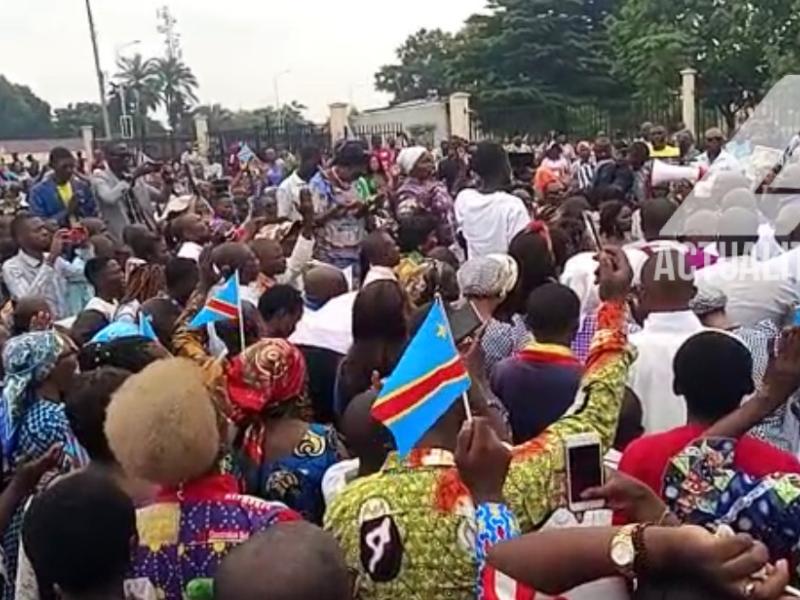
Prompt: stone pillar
<box><xmin>329</xmin><ymin>102</ymin><xmax>350</xmax><ymax>146</ymax></box>
<box><xmin>448</xmin><ymin>92</ymin><xmax>471</xmax><ymax>140</ymax></box>
<box><xmin>681</xmin><ymin>68</ymin><xmax>698</xmax><ymax>136</ymax></box>
<box><xmin>194</xmin><ymin>114</ymin><xmax>210</xmax><ymax>157</ymax></box>
<box><xmin>80</xmin><ymin>125</ymin><xmax>94</xmax><ymax>162</ymax></box>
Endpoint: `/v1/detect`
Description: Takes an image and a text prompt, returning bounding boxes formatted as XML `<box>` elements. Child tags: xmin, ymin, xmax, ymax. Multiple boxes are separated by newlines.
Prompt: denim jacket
<box><xmin>28</xmin><ymin>175</ymin><xmax>98</xmax><ymax>225</ymax></box>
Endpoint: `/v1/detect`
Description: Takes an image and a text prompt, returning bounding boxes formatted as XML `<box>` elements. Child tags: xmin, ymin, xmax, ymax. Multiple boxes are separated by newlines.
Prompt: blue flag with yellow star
<box><xmin>371</xmin><ymin>297</ymin><xmax>471</xmax><ymax>455</ymax></box>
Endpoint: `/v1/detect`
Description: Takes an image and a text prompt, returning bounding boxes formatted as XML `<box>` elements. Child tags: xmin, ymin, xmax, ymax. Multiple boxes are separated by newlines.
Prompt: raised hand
<box><xmin>595</xmin><ymin>246</ymin><xmax>633</xmax><ymax>302</ymax></box>
<box><xmin>454</xmin><ymin>417</ymin><xmax>510</xmax><ymax>504</ymax></box>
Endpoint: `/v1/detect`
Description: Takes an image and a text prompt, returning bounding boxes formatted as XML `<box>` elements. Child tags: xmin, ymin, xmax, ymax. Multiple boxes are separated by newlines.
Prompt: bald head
<box><xmin>341</xmin><ymin>389</ymin><xmax>392</xmax><ymax>476</ymax></box>
<box><xmin>640</xmin><ymin>197</ymin><xmax>678</xmax><ymax>241</ymax></box>
<box><xmin>211</xmin><ymin>242</ymin><xmax>259</xmax><ymax>284</ymax></box>
<box><xmin>304</xmin><ymin>265</ymin><xmax>348</xmax><ymax>308</ymax></box>
<box><xmin>638</xmin><ymin>250</ymin><xmax>696</xmax><ymax>315</ymax></box>
<box><xmin>214</xmin><ymin>522</ymin><xmax>351</xmax><ymax>600</ymax></box>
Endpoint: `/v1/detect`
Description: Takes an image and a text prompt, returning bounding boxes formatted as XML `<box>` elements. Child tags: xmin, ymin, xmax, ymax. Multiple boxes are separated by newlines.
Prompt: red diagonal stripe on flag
<box><xmin>207</xmin><ymin>297</ymin><xmax>239</xmax><ymax>319</ymax></box>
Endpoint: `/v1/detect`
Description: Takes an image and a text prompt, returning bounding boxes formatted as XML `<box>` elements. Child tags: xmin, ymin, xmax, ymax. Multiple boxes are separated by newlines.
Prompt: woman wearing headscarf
<box><xmin>457</xmin><ymin>254</ymin><xmax>532</xmax><ymax>376</ymax></box>
<box><xmin>0</xmin><ymin>330</ymin><xmax>83</xmax><ymax>599</ymax></box>
<box><xmin>105</xmin><ymin>357</ymin><xmax>299</xmax><ymax>600</ymax></box>
<box><xmin>227</xmin><ymin>338</ymin><xmax>345</xmax><ymax>524</ymax></box>
<box><xmin>395</xmin><ymin>147</ymin><xmax>455</xmax><ymax>246</ymax></box>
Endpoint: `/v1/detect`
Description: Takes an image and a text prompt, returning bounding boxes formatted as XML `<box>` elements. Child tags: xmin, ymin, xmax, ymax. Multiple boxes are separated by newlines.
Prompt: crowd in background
<box><xmin>0</xmin><ymin>121</ymin><xmax>799</xmax><ymax>600</ymax></box>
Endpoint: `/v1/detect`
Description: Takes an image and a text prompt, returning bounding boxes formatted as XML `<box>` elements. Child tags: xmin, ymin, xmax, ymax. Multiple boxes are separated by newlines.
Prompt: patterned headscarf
<box><xmin>396</xmin><ymin>258</ymin><xmax>446</xmax><ymax>308</ymax></box>
<box><xmin>457</xmin><ymin>254</ymin><xmax>518</xmax><ymax>299</ymax></box>
<box><xmin>226</xmin><ymin>339</ymin><xmax>307</xmax><ymax>464</ymax></box>
<box><xmin>0</xmin><ymin>331</ymin><xmax>66</xmax><ymax>456</ymax></box>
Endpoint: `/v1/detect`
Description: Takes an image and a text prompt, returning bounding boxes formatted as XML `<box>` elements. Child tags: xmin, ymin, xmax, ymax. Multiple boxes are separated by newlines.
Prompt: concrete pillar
<box><xmin>80</xmin><ymin>125</ymin><xmax>94</xmax><ymax>163</ymax></box>
<box><xmin>448</xmin><ymin>92</ymin><xmax>471</xmax><ymax>140</ymax></box>
<box><xmin>194</xmin><ymin>114</ymin><xmax>210</xmax><ymax>157</ymax></box>
<box><xmin>329</xmin><ymin>102</ymin><xmax>350</xmax><ymax>146</ymax></box>
<box><xmin>681</xmin><ymin>68</ymin><xmax>698</xmax><ymax>136</ymax></box>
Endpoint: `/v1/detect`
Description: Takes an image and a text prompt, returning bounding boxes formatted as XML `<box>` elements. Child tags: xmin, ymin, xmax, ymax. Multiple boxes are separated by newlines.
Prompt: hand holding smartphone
<box><xmin>565</xmin><ymin>433</ymin><xmax>605</xmax><ymax>512</ymax></box>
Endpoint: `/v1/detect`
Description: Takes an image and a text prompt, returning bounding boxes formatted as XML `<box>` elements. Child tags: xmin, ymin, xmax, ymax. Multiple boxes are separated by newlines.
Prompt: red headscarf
<box><xmin>226</xmin><ymin>338</ymin><xmax>306</xmax><ymax>416</ymax></box>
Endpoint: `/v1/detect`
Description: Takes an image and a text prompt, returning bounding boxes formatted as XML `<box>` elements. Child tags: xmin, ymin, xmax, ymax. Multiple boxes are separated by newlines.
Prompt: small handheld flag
<box><xmin>371</xmin><ymin>297</ymin><xmax>471</xmax><ymax>456</ymax></box>
<box><xmin>139</xmin><ymin>312</ymin><xmax>158</xmax><ymax>341</ymax></box>
<box><xmin>189</xmin><ymin>272</ymin><xmax>241</xmax><ymax>329</ymax></box>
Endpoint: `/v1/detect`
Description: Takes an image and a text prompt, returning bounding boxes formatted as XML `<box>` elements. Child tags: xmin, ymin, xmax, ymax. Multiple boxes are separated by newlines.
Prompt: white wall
<box><xmin>350</xmin><ymin>99</ymin><xmax>450</xmax><ymax>146</ymax></box>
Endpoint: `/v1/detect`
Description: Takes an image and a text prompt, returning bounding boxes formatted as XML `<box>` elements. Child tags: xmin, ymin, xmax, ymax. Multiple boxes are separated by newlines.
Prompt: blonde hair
<box><xmin>105</xmin><ymin>357</ymin><xmax>220</xmax><ymax>487</ymax></box>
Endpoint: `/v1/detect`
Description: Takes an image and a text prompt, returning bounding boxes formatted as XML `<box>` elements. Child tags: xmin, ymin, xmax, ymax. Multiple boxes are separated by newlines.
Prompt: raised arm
<box><xmin>503</xmin><ymin>247</ymin><xmax>634</xmax><ymax>532</ymax></box>
<box><xmin>705</xmin><ymin>327</ymin><xmax>800</xmax><ymax>440</ymax></box>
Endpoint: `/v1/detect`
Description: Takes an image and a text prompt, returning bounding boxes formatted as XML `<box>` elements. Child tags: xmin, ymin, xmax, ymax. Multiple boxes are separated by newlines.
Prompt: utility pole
<box><xmin>85</xmin><ymin>0</ymin><xmax>112</xmax><ymax>139</ymax></box>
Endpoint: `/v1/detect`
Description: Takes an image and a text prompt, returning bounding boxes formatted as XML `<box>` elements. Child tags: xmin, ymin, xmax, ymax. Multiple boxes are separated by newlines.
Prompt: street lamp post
<box><xmin>114</xmin><ymin>40</ymin><xmax>141</xmax><ymax>118</ymax></box>
<box><xmin>273</xmin><ymin>69</ymin><xmax>291</xmax><ymax>125</ymax></box>
<box><xmin>84</xmin><ymin>0</ymin><xmax>112</xmax><ymax>139</ymax></box>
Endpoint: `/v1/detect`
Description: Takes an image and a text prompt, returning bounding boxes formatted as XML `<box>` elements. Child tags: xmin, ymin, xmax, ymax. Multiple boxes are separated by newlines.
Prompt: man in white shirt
<box><xmin>2</xmin><ymin>214</ymin><xmax>85</xmax><ymax>320</ymax></box>
<box><xmin>454</xmin><ymin>142</ymin><xmax>530</xmax><ymax>258</ymax></box>
<box><xmin>629</xmin><ymin>250</ymin><xmax>704</xmax><ymax>433</ymax></box>
<box><xmin>695</xmin><ymin>208</ymin><xmax>798</xmax><ymax>327</ymax></box>
<box><xmin>172</xmin><ymin>213</ymin><xmax>211</xmax><ymax>262</ymax></box>
<box><xmin>277</xmin><ymin>146</ymin><xmax>321</xmax><ymax>223</ymax></box>
<box><xmin>693</xmin><ymin>127</ymin><xmax>744</xmax><ymax>175</ymax></box>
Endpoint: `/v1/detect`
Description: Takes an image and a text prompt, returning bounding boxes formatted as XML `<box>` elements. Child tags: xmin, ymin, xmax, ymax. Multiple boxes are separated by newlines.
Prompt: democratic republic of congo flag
<box><xmin>189</xmin><ymin>271</ymin><xmax>241</xmax><ymax>329</ymax></box>
<box><xmin>371</xmin><ymin>297</ymin><xmax>470</xmax><ymax>456</ymax></box>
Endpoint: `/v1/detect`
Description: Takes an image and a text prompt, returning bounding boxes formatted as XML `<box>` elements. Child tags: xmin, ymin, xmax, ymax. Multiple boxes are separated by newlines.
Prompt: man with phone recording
<box><xmin>326</xmin><ymin>247</ymin><xmax>640</xmax><ymax>599</ymax></box>
<box><xmin>91</xmin><ymin>143</ymin><xmax>167</xmax><ymax>242</ymax></box>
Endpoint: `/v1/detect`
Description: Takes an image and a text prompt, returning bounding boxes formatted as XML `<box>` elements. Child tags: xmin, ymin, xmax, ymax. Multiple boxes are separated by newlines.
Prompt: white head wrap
<box><xmin>396</xmin><ymin>146</ymin><xmax>428</xmax><ymax>175</ymax></box>
<box><xmin>457</xmin><ymin>254</ymin><xmax>519</xmax><ymax>299</ymax></box>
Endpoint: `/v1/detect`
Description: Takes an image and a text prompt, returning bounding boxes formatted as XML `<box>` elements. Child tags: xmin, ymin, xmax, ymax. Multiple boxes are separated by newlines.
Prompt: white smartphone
<box><xmin>565</xmin><ymin>433</ymin><xmax>605</xmax><ymax>512</ymax></box>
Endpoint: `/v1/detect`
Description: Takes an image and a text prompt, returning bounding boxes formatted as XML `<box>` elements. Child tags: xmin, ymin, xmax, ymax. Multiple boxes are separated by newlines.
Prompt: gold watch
<box><xmin>610</xmin><ymin>524</ymin><xmax>638</xmax><ymax>580</ymax></box>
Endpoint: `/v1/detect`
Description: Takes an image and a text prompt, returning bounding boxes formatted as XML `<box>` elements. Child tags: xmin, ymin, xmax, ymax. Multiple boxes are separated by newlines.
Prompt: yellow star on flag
<box><xmin>436</xmin><ymin>323</ymin><xmax>447</xmax><ymax>338</ymax></box>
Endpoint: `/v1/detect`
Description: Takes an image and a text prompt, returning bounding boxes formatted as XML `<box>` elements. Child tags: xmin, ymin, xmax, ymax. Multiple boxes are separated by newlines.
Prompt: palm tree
<box><xmin>114</xmin><ymin>53</ymin><xmax>160</xmax><ymax>135</ymax></box>
<box><xmin>152</xmin><ymin>56</ymin><xmax>199</xmax><ymax>132</ymax></box>
<box><xmin>193</xmin><ymin>103</ymin><xmax>234</xmax><ymax>130</ymax></box>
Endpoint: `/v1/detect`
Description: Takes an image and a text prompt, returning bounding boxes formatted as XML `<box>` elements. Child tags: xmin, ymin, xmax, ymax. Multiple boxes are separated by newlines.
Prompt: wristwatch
<box><xmin>610</xmin><ymin>524</ymin><xmax>640</xmax><ymax>580</ymax></box>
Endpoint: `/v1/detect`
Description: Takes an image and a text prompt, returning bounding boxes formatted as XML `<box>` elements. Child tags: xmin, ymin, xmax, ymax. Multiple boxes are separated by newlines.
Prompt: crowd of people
<box><xmin>0</xmin><ymin>121</ymin><xmax>799</xmax><ymax>600</ymax></box>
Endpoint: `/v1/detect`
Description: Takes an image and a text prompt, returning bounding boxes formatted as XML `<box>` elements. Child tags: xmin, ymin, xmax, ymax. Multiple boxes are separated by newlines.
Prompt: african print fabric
<box><xmin>664</xmin><ymin>437</ymin><xmax>800</xmax><ymax>563</ymax></box>
<box><xmin>129</xmin><ymin>474</ymin><xmax>298</xmax><ymax>600</ymax></box>
<box><xmin>325</xmin><ymin>301</ymin><xmax>632</xmax><ymax>599</ymax></box>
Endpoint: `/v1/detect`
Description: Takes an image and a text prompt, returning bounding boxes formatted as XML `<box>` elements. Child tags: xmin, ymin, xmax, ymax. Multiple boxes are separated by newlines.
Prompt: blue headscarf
<box><xmin>0</xmin><ymin>331</ymin><xmax>65</xmax><ymax>457</ymax></box>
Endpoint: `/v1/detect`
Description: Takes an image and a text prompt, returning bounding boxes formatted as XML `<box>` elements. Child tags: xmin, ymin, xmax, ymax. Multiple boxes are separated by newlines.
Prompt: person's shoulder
<box><xmin>324</xmin><ymin>471</ymin><xmax>385</xmax><ymax>526</ymax></box>
<box><xmin>739</xmin><ymin>436</ymin><xmax>800</xmax><ymax>472</ymax></box>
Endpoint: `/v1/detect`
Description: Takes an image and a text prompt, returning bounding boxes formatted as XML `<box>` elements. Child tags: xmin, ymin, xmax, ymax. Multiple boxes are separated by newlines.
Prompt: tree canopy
<box><xmin>0</xmin><ymin>76</ymin><xmax>53</xmax><ymax>139</ymax></box>
<box><xmin>375</xmin><ymin>0</ymin><xmax>800</xmax><ymax>134</ymax></box>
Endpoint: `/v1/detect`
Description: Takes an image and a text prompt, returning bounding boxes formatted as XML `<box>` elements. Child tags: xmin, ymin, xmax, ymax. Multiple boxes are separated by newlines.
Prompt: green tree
<box><xmin>114</xmin><ymin>53</ymin><xmax>161</xmax><ymax>135</ymax></box>
<box><xmin>152</xmin><ymin>56</ymin><xmax>199</xmax><ymax>132</ymax></box>
<box><xmin>448</xmin><ymin>0</ymin><xmax>621</xmax><ymax>133</ymax></box>
<box><xmin>375</xmin><ymin>29</ymin><xmax>456</xmax><ymax>103</ymax></box>
<box><xmin>194</xmin><ymin>103</ymin><xmax>236</xmax><ymax>130</ymax></box>
<box><xmin>609</xmin><ymin>0</ymin><xmax>800</xmax><ymax>130</ymax></box>
<box><xmin>0</xmin><ymin>76</ymin><xmax>53</xmax><ymax>139</ymax></box>
<box><xmin>52</xmin><ymin>102</ymin><xmax>105</xmax><ymax>137</ymax></box>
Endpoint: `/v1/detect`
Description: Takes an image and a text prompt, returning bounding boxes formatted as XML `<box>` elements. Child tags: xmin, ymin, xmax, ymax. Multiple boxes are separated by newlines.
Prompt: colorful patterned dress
<box><xmin>239</xmin><ymin>422</ymin><xmax>342</xmax><ymax>524</ymax></box>
<box><xmin>325</xmin><ymin>301</ymin><xmax>632</xmax><ymax>599</ymax></box>
<box><xmin>129</xmin><ymin>474</ymin><xmax>298</xmax><ymax>600</ymax></box>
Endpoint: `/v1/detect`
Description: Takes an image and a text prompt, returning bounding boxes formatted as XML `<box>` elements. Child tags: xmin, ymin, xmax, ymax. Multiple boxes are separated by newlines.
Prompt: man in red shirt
<box><xmin>619</xmin><ymin>330</ymin><xmax>800</xmax><ymax>495</ymax></box>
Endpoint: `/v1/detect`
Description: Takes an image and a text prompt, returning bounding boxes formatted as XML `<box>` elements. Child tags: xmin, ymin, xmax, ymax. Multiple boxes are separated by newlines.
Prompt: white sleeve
<box><xmin>280</xmin><ymin>234</ymin><xmax>315</xmax><ymax>289</ymax></box>
<box><xmin>277</xmin><ymin>181</ymin><xmax>295</xmax><ymax>220</ymax></box>
<box><xmin>506</xmin><ymin>198</ymin><xmax>531</xmax><ymax>242</ymax></box>
<box><xmin>92</xmin><ymin>175</ymin><xmax>130</xmax><ymax>206</ymax></box>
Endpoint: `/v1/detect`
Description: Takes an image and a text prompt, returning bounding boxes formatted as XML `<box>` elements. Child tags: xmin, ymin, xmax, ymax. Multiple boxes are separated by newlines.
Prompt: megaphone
<box><xmin>652</xmin><ymin>160</ymin><xmax>704</xmax><ymax>186</ymax></box>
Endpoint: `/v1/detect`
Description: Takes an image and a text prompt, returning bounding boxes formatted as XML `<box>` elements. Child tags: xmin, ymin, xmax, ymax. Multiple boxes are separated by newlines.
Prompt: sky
<box><xmin>2</xmin><ymin>0</ymin><xmax>486</xmax><ymax>123</ymax></box>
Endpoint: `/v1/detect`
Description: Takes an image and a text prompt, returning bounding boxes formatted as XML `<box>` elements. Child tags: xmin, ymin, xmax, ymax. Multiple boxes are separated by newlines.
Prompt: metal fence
<box><xmin>211</xmin><ymin>122</ymin><xmax>329</xmax><ymax>159</ymax></box>
<box><xmin>349</xmin><ymin>122</ymin><xmax>407</xmax><ymax>148</ymax></box>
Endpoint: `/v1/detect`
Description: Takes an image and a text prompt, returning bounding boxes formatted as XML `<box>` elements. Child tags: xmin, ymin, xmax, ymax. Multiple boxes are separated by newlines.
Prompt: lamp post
<box><xmin>273</xmin><ymin>69</ymin><xmax>291</xmax><ymax>123</ymax></box>
<box><xmin>114</xmin><ymin>40</ymin><xmax>141</xmax><ymax>119</ymax></box>
<box><xmin>84</xmin><ymin>0</ymin><xmax>111</xmax><ymax>139</ymax></box>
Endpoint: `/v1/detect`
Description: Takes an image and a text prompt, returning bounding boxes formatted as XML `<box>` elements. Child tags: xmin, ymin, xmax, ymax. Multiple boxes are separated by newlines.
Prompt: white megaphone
<box><xmin>651</xmin><ymin>160</ymin><xmax>704</xmax><ymax>186</ymax></box>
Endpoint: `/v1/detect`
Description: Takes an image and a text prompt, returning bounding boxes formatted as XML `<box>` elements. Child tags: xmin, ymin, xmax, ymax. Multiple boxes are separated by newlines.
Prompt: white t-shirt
<box><xmin>176</xmin><ymin>241</ymin><xmax>204</xmax><ymax>262</ymax></box>
<box><xmin>628</xmin><ymin>311</ymin><xmax>705</xmax><ymax>433</ymax></box>
<box><xmin>454</xmin><ymin>189</ymin><xmax>530</xmax><ymax>258</ymax></box>
<box><xmin>277</xmin><ymin>171</ymin><xmax>305</xmax><ymax>222</ymax></box>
